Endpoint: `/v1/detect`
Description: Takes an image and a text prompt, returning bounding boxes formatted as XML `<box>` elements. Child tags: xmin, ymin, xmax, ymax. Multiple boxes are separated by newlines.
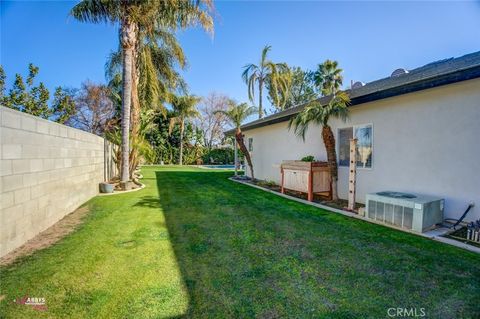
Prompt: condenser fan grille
<box><xmin>368</xmin><ymin>200</ymin><xmax>414</xmax><ymax>230</ymax></box>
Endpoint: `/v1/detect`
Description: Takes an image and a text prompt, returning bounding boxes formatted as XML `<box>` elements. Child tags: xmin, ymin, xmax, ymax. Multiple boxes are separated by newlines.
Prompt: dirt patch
<box><xmin>0</xmin><ymin>206</ymin><xmax>91</xmax><ymax>266</ymax></box>
<box><xmin>243</xmin><ymin>178</ymin><xmax>365</xmax><ymax>212</ymax></box>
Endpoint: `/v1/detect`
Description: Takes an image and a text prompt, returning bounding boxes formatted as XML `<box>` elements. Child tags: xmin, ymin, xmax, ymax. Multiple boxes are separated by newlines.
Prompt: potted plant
<box><xmin>99</xmin><ymin>182</ymin><xmax>115</xmax><ymax>193</ymax></box>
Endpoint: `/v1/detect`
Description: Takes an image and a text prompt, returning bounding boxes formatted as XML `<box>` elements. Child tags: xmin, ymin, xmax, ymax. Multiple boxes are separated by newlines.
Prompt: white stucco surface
<box><xmin>243</xmin><ymin>78</ymin><xmax>480</xmax><ymax>221</ymax></box>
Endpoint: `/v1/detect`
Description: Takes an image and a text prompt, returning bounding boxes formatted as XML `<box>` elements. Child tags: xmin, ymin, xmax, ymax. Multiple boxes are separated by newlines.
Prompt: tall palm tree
<box><xmin>289</xmin><ymin>60</ymin><xmax>350</xmax><ymax>200</ymax></box>
<box><xmin>267</xmin><ymin>69</ymin><xmax>292</xmax><ymax>111</ymax></box>
<box><xmin>71</xmin><ymin>0</ymin><xmax>213</xmax><ymax>188</ymax></box>
<box><xmin>313</xmin><ymin>59</ymin><xmax>343</xmax><ymax>95</ymax></box>
<box><xmin>215</xmin><ymin>102</ymin><xmax>257</xmax><ymax>179</ymax></box>
<box><xmin>242</xmin><ymin>45</ymin><xmax>289</xmax><ymax>119</ymax></box>
<box><xmin>106</xmin><ymin>28</ymin><xmax>188</xmax><ymax>134</ymax></box>
<box><xmin>168</xmin><ymin>95</ymin><xmax>201</xmax><ymax>165</ymax></box>
<box><xmin>128</xmin><ymin>3</ymin><xmax>213</xmax><ymax>137</ymax></box>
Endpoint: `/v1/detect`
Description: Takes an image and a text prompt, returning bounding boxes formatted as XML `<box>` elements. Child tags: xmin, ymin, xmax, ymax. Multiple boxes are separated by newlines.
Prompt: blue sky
<box><xmin>1</xmin><ymin>1</ymin><xmax>479</xmax><ymax>114</ymax></box>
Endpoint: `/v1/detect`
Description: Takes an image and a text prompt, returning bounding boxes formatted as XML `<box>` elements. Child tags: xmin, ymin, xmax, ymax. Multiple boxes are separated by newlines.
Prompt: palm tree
<box><xmin>71</xmin><ymin>0</ymin><xmax>213</xmax><ymax>188</ymax></box>
<box><xmin>313</xmin><ymin>59</ymin><xmax>343</xmax><ymax>96</ymax></box>
<box><xmin>242</xmin><ymin>45</ymin><xmax>289</xmax><ymax>119</ymax></box>
<box><xmin>267</xmin><ymin>69</ymin><xmax>292</xmax><ymax>111</ymax></box>
<box><xmin>128</xmin><ymin>4</ymin><xmax>213</xmax><ymax>138</ymax></box>
<box><xmin>289</xmin><ymin>60</ymin><xmax>350</xmax><ymax>200</ymax></box>
<box><xmin>106</xmin><ymin>28</ymin><xmax>188</xmax><ymax>134</ymax></box>
<box><xmin>168</xmin><ymin>95</ymin><xmax>201</xmax><ymax>165</ymax></box>
<box><xmin>215</xmin><ymin>102</ymin><xmax>257</xmax><ymax>179</ymax></box>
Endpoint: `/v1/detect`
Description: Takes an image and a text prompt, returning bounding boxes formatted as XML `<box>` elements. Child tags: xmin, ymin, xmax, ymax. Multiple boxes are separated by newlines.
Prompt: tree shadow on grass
<box><xmin>133</xmin><ymin>196</ymin><xmax>162</xmax><ymax>209</ymax></box>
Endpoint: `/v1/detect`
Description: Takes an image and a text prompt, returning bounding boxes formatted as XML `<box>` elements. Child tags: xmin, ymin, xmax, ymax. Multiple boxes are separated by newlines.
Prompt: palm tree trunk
<box><xmin>179</xmin><ymin>120</ymin><xmax>184</xmax><ymax>165</ymax></box>
<box><xmin>130</xmin><ymin>37</ymin><xmax>140</xmax><ymax>136</ymax></box>
<box><xmin>258</xmin><ymin>79</ymin><xmax>264</xmax><ymax>119</ymax></box>
<box><xmin>120</xmin><ymin>19</ymin><xmax>136</xmax><ymax>187</ymax></box>
<box><xmin>234</xmin><ymin>139</ymin><xmax>238</xmax><ymax>176</ymax></box>
<box><xmin>130</xmin><ymin>44</ymin><xmax>140</xmax><ymax>137</ymax></box>
<box><xmin>322</xmin><ymin>125</ymin><xmax>338</xmax><ymax>200</ymax></box>
<box><xmin>235</xmin><ymin>129</ymin><xmax>254</xmax><ymax>179</ymax></box>
<box><xmin>129</xmin><ymin>62</ymin><xmax>140</xmax><ymax>178</ymax></box>
<box><xmin>128</xmin><ymin>41</ymin><xmax>141</xmax><ymax>179</ymax></box>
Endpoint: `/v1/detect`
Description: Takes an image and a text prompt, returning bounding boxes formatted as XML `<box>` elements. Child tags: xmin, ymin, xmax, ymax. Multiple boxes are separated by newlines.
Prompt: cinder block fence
<box><xmin>0</xmin><ymin>107</ymin><xmax>117</xmax><ymax>257</ymax></box>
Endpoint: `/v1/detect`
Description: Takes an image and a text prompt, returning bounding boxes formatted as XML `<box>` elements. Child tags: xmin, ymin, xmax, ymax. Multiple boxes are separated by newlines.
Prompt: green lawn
<box><xmin>1</xmin><ymin>166</ymin><xmax>479</xmax><ymax>318</ymax></box>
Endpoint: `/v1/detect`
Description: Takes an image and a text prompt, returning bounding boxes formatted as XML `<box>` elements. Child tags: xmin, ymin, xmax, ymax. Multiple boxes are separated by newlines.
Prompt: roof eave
<box><xmin>227</xmin><ymin>65</ymin><xmax>480</xmax><ymax>135</ymax></box>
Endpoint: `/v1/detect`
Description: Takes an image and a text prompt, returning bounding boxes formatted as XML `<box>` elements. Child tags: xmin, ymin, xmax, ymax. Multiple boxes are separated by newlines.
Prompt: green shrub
<box><xmin>301</xmin><ymin>155</ymin><xmax>315</xmax><ymax>162</ymax></box>
<box><xmin>202</xmin><ymin>148</ymin><xmax>234</xmax><ymax>164</ymax></box>
<box><xmin>256</xmin><ymin>180</ymin><xmax>278</xmax><ymax>188</ymax></box>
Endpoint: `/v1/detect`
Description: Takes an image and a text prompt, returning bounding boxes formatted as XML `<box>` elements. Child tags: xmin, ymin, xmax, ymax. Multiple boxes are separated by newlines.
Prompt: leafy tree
<box><xmin>182</xmin><ymin>126</ymin><xmax>205</xmax><ymax>165</ymax></box>
<box><xmin>5</xmin><ymin>64</ymin><xmax>47</xmax><ymax>114</ymax></box>
<box><xmin>145</xmin><ymin>110</ymin><xmax>178</xmax><ymax>164</ymax></box>
<box><xmin>66</xmin><ymin>81</ymin><xmax>115</xmax><ymax>133</ymax></box>
<box><xmin>145</xmin><ymin>109</ymin><xmax>201</xmax><ymax>165</ymax></box>
<box><xmin>289</xmin><ymin>60</ymin><xmax>350</xmax><ymax>200</ymax></box>
<box><xmin>24</xmin><ymin>82</ymin><xmax>50</xmax><ymax>118</ymax></box>
<box><xmin>279</xmin><ymin>67</ymin><xmax>318</xmax><ymax>109</ymax></box>
<box><xmin>51</xmin><ymin>87</ymin><xmax>76</xmax><ymax>124</ymax></box>
<box><xmin>194</xmin><ymin>92</ymin><xmax>231</xmax><ymax>149</ymax></box>
<box><xmin>168</xmin><ymin>94</ymin><xmax>201</xmax><ymax>165</ymax></box>
<box><xmin>7</xmin><ymin>74</ymin><xmax>28</xmax><ymax>111</ymax></box>
<box><xmin>215</xmin><ymin>102</ymin><xmax>257</xmax><ymax>179</ymax></box>
<box><xmin>242</xmin><ymin>45</ymin><xmax>290</xmax><ymax>118</ymax></box>
<box><xmin>0</xmin><ymin>66</ymin><xmax>6</xmax><ymax>101</ymax></box>
<box><xmin>1</xmin><ymin>64</ymin><xmax>76</xmax><ymax>122</ymax></box>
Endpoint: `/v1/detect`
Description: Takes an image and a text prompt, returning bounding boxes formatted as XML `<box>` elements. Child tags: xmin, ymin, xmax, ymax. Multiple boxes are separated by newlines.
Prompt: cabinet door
<box><xmin>312</xmin><ymin>170</ymin><xmax>330</xmax><ymax>193</ymax></box>
<box><xmin>284</xmin><ymin>169</ymin><xmax>309</xmax><ymax>192</ymax></box>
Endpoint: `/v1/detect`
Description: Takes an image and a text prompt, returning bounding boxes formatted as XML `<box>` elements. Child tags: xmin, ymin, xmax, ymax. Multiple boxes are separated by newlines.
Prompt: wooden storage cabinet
<box><xmin>280</xmin><ymin>161</ymin><xmax>331</xmax><ymax>201</ymax></box>
<box><xmin>283</xmin><ymin>169</ymin><xmax>309</xmax><ymax>193</ymax></box>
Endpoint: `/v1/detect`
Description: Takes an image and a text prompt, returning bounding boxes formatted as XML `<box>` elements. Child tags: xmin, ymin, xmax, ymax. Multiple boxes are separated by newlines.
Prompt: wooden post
<box><xmin>329</xmin><ymin>180</ymin><xmax>333</xmax><ymax>201</ymax></box>
<box><xmin>281</xmin><ymin>167</ymin><xmax>285</xmax><ymax>194</ymax></box>
<box><xmin>104</xmin><ymin>139</ymin><xmax>107</xmax><ymax>182</ymax></box>
<box><xmin>308</xmin><ymin>170</ymin><xmax>313</xmax><ymax>201</ymax></box>
<box><xmin>348</xmin><ymin>138</ymin><xmax>357</xmax><ymax>211</ymax></box>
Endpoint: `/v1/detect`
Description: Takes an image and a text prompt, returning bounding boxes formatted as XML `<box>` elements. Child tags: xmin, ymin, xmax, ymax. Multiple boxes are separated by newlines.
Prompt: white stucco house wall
<box><xmin>233</xmin><ymin>52</ymin><xmax>480</xmax><ymax>222</ymax></box>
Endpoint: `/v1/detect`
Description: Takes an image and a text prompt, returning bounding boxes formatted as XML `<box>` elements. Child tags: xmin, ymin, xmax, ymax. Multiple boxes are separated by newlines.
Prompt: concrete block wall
<box><xmin>0</xmin><ymin>107</ymin><xmax>109</xmax><ymax>257</ymax></box>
